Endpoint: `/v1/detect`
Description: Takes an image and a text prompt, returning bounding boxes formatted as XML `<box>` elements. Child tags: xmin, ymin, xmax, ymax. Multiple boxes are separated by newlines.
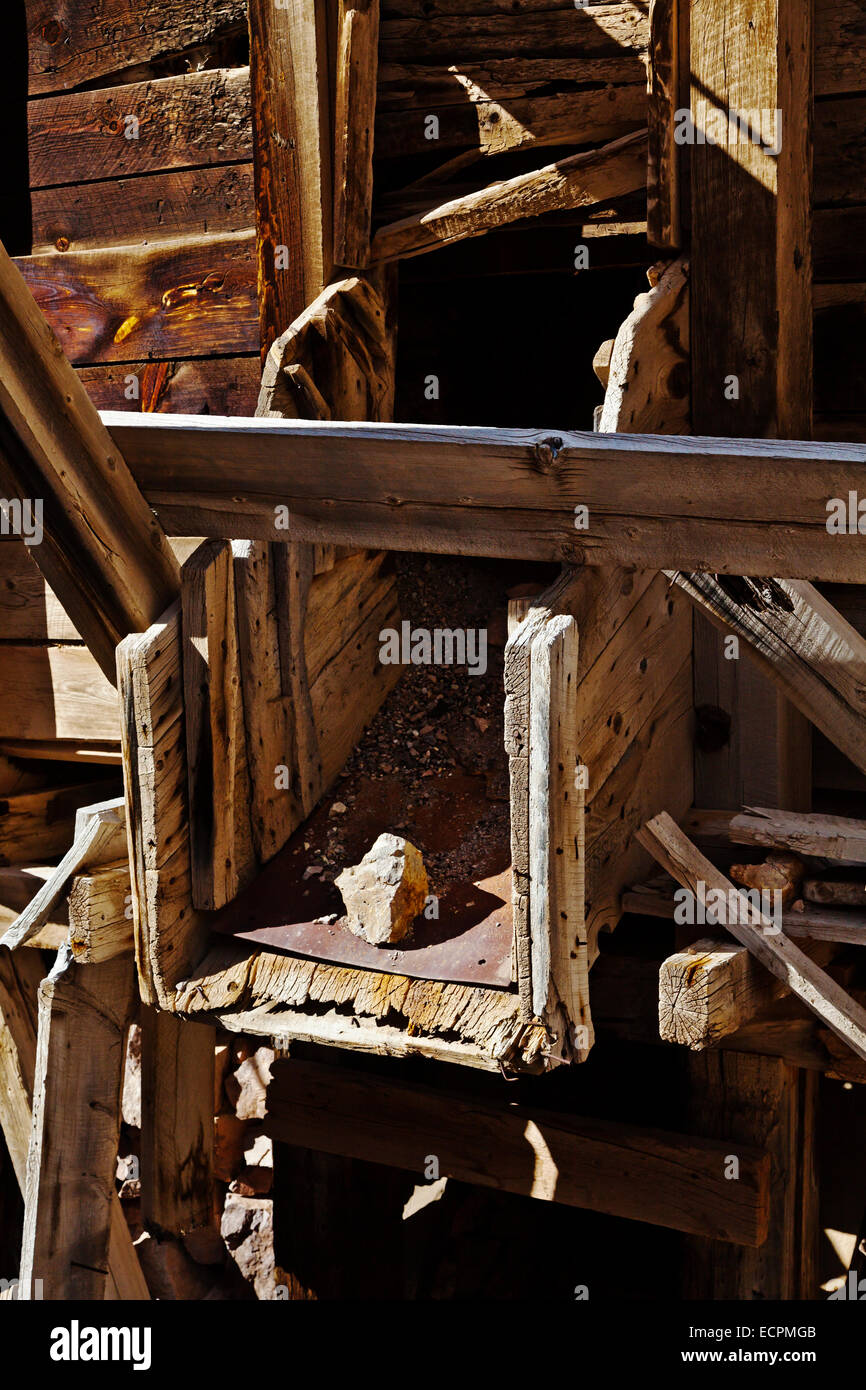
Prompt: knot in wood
<box><xmin>532</xmin><ymin>436</ymin><xmax>565</xmax><ymax>472</ymax></box>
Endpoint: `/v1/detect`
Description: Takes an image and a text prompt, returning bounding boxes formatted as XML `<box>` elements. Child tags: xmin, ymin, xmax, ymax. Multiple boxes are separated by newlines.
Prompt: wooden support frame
<box><xmin>265</xmin><ymin>1059</ymin><xmax>771</xmax><ymax>1247</ymax></box>
<box><xmin>105</xmin><ymin>412</ymin><xmax>866</xmax><ymax>582</ymax></box>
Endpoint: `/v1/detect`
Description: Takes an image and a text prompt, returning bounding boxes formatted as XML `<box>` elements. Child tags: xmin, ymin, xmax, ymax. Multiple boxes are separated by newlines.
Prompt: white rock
<box><xmin>335</xmin><ymin>833</ymin><xmax>429</xmax><ymax>945</ymax></box>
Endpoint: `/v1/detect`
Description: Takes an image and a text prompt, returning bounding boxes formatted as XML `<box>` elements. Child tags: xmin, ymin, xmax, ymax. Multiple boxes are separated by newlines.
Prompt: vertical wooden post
<box><xmin>685</xmin><ymin>0</ymin><xmax>818</xmax><ymax>1298</ymax></box>
<box><xmin>140</xmin><ymin>1008</ymin><xmax>215</xmax><ymax>1238</ymax></box>
<box><xmin>19</xmin><ymin>950</ymin><xmax>139</xmax><ymax>1299</ymax></box>
<box><xmin>248</xmin><ymin>0</ymin><xmax>333</xmax><ymax>358</ymax></box>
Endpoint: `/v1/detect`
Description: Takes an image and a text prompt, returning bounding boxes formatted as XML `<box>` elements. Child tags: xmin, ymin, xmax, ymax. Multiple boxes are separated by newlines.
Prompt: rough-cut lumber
<box><xmin>683</xmin><ymin>805</ymin><xmax>866</xmax><ymax>859</ymax></box>
<box><xmin>27</xmin><ymin>68</ymin><xmax>252</xmax><ymax>188</ymax></box>
<box><xmin>378</xmin><ymin>4</ymin><xmax>649</xmax><ymax>63</ymax></box>
<box><xmin>370</xmin><ymin>129</ymin><xmax>649</xmax><ymax>261</ymax></box>
<box><xmin>182</xmin><ymin>541</ymin><xmax>255</xmax><ymax>911</ymax></box>
<box><xmin>599</xmin><ymin>255</ymin><xmax>689</xmax><ymax>432</ymax></box>
<box><xmin>682</xmin><ymin>1052</ymin><xmax>817</xmax><ymax>1299</ymax></box>
<box><xmin>140</xmin><ymin>1008</ymin><xmax>215</xmax><ymax>1237</ymax></box>
<box><xmin>248</xmin><ymin>2</ymin><xmax>331</xmax><ymax>351</ymax></box>
<box><xmin>257</xmin><ymin>275</ymin><xmax>395</xmax><ymax>422</ymax></box>
<box><xmin>803</xmin><ymin>878</ymin><xmax>866</xmax><ymax>908</ymax></box>
<box><xmin>0</xmin><ymin>949</ymin><xmax>45</xmax><ymax>1186</ymax></box>
<box><xmin>19</xmin><ymin>949</ymin><xmax>138</xmax><ymax>1300</ymax></box>
<box><xmin>334</xmin><ymin>0</ymin><xmax>380</xmax><ymax>267</ymax></box>
<box><xmin>0</xmin><ymin>645</ymin><xmax>118</xmax><ymax>742</ymax></box>
<box><xmin>16</xmin><ymin>231</ymin><xmax>258</xmax><ymax>367</ymax></box>
<box><xmin>0</xmin><ymin>540</ymin><xmax>79</xmax><ymax>641</ymax></box>
<box><xmin>528</xmin><ymin>614</ymin><xmax>591</xmax><ymax>1058</ymax></box>
<box><xmin>638</xmin><ymin>813</ymin><xmax>866</xmax><ymax>1063</ymax></box>
<box><xmin>647</xmin><ymin>0</ymin><xmax>681</xmax><ymax>249</ymax></box>
<box><xmin>106</xmin><ymin>413</ymin><xmax>866</xmax><ymax>582</ymax></box>
<box><xmin>77</xmin><ymin>356</ymin><xmax>261</xmax><ymax>420</ymax></box>
<box><xmin>68</xmin><ymin>860</ymin><xmax>133</xmax><ymax>964</ymax></box>
<box><xmin>660</xmin><ymin>938</ymin><xmax>795</xmax><ymax>1048</ymax></box>
<box><xmin>0</xmin><ymin>868</ymin><xmax>67</xmax><ymax>949</ymax></box>
<box><xmin>669</xmin><ymin>572</ymin><xmax>866</xmax><ymax>778</ymax></box>
<box><xmin>625</xmin><ymin>881</ymin><xmax>866</xmax><ymax>946</ymax></box>
<box><xmin>265</xmin><ymin>1059</ymin><xmax>769</xmax><ymax>1245</ymax></box>
<box><xmin>30</xmin><ymin>165</ymin><xmax>254</xmax><ymax>255</ymax></box>
<box><xmin>27</xmin><ymin>0</ymin><xmax>248</xmax><ymax>95</ymax></box>
<box><xmin>0</xmin><ymin>740</ymin><xmax>121</xmax><ymax>767</ymax></box>
<box><xmin>0</xmin><ymin>241</ymin><xmax>179</xmax><ymax>682</ymax></box>
<box><xmin>117</xmin><ymin>605</ymin><xmax>211</xmax><ymax>1010</ymax></box>
<box><xmin>2</xmin><ymin>797</ymin><xmax>126</xmax><ymax>952</ymax></box>
<box><xmin>0</xmin><ymin>778</ymin><xmax>120</xmax><ymax>867</ymax></box>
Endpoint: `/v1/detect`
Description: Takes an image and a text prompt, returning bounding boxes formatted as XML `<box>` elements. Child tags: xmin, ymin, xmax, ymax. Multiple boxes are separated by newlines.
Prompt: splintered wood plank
<box><xmin>0</xmin><ymin>241</ymin><xmax>180</xmax><ymax>682</ymax></box>
<box><xmin>106</xmin><ymin>415</ymin><xmax>866</xmax><ymax>582</ymax></box>
<box><xmin>181</xmin><ymin>540</ymin><xmax>255</xmax><ymax>911</ymax></box>
<box><xmin>19</xmin><ymin>950</ymin><xmax>138</xmax><ymax>1300</ymax></box>
<box><xmin>27</xmin><ymin>68</ymin><xmax>252</xmax><ymax>187</ymax></box>
<box><xmin>528</xmin><ymin>614</ymin><xmax>592</xmax><ymax>1057</ymax></box>
<box><xmin>248</xmin><ymin>0</ymin><xmax>332</xmax><ymax>351</ymax></box>
<box><xmin>31</xmin><ymin>165</ymin><xmax>255</xmax><ymax>255</ymax></box>
<box><xmin>685</xmin><ymin>806</ymin><xmax>866</xmax><ymax>863</ymax></box>
<box><xmin>647</xmin><ymin>0</ymin><xmax>681</xmax><ymax>249</ymax></box>
<box><xmin>232</xmin><ymin>540</ymin><xmax>302</xmax><ymax>862</ymax></box>
<box><xmin>16</xmin><ymin>231</ymin><xmax>258</xmax><ymax>366</ymax></box>
<box><xmin>638</xmin><ymin>813</ymin><xmax>866</xmax><ymax>1063</ymax></box>
<box><xmin>0</xmin><ymin>646</ymin><xmax>118</xmax><ymax>741</ymax></box>
<box><xmin>68</xmin><ymin>860</ymin><xmax>133</xmax><ymax>964</ymax></box>
<box><xmin>2</xmin><ymin>797</ymin><xmax>126</xmax><ymax>950</ymax></box>
<box><xmin>334</xmin><ymin>0</ymin><xmax>380</xmax><ymax>268</ymax></box>
<box><xmin>265</xmin><ymin>1059</ymin><xmax>770</xmax><ymax>1245</ymax></box>
<box><xmin>26</xmin><ymin>0</ymin><xmax>248</xmax><ymax>95</ymax></box>
<box><xmin>370</xmin><ymin>129</ymin><xmax>648</xmax><ymax>261</ymax></box>
<box><xmin>670</xmin><ymin>573</ymin><xmax>866</xmax><ymax>777</ymax></box>
<box><xmin>117</xmin><ymin>604</ymin><xmax>211</xmax><ymax>1009</ymax></box>
<box><xmin>140</xmin><ymin>1008</ymin><xmax>215</xmax><ymax>1237</ymax></box>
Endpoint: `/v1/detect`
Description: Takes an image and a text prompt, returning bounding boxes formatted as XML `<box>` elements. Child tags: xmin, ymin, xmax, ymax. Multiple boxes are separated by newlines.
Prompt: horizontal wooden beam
<box><xmin>266</xmin><ymin>1059</ymin><xmax>770</xmax><ymax>1245</ymax></box>
<box><xmin>105</xmin><ymin>413</ymin><xmax>866</xmax><ymax>580</ymax></box>
<box><xmin>684</xmin><ymin>806</ymin><xmax>866</xmax><ymax>863</ymax></box>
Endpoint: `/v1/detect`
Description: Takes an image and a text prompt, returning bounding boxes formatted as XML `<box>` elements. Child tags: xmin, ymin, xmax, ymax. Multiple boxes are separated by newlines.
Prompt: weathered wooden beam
<box><xmin>0</xmin><ymin>777</ymin><xmax>120</xmax><ymax>867</ymax></box>
<box><xmin>647</xmin><ymin>0</ymin><xmax>681</xmax><ymax>249</ymax></box>
<box><xmin>3</xmin><ymin>797</ymin><xmax>126</xmax><ymax>952</ymax></box>
<box><xmin>140</xmin><ymin>1008</ymin><xmax>215</xmax><ymax>1238</ymax></box>
<box><xmin>624</xmin><ymin>882</ymin><xmax>866</xmax><ymax>946</ymax></box>
<box><xmin>638</xmin><ymin>813</ymin><xmax>866</xmax><ymax>1063</ymax></box>
<box><xmin>265</xmin><ymin>1059</ymin><xmax>770</xmax><ymax>1245</ymax></box>
<box><xmin>68</xmin><ymin>860</ymin><xmax>133</xmax><ymax>964</ymax></box>
<box><xmin>370</xmin><ymin>129</ymin><xmax>648</xmax><ymax>261</ymax></box>
<box><xmin>248</xmin><ymin>0</ymin><xmax>332</xmax><ymax>353</ymax></box>
<box><xmin>181</xmin><ymin>540</ymin><xmax>255</xmax><ymax>912</ymax></box>
<box><xmin>684</xmin><ymin>806</ymin><xmax>866</xmax><ymax>862</ymax></box>
<box><xmin>598</xmin><ymin>256</ymin><xmax>689</xmax><ymax>433</ymax></box>
<box><xmin>334</xmin><ymin>0</ymin><xmax>380</xmax><ymax>268</ymax></box>
<box><xmin>672</xmin><ymin>573</ymin><xmax>866</xmax><ymax>776</ymax></box>
<box><xmin>0</xmin><ymin>868</ymin><xmax>67</xmax><ymax>950</ymax></box>
<box><xmin>528</xmin><ymin>613</ymin><xmax>591</xmax><ymax>1058</ymax></box>
<box><xmin>19</xmin><ymin>949</ymin><xmax>139</xmax><ymax>1300</ymax></box>
<box><xmin>105</xmin><ymin>413</ymin><xmax>866</xmax><ymax>582</ymax></box>
<box><xmin>0</xmin><ymin>242</ymin><xmax>179</xmax><ymax>682</ymax></box>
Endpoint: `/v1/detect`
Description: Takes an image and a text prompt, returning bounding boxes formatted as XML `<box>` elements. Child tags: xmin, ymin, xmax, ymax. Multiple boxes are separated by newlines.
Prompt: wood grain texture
<box><xmin>0</xmin><ymin>778</ymin><xmax>120</xmax><ymax>867</ymax></box>
<box><xmin>181</xmin><ymin>540</ymin><xmax>255</xmax><ymax>911</ymax></box>
<box><xmin>265</xmin><ymin>1058</ymin><xmax>770</xmax><ymax>1245</ymax></box>
<box><xmin>28</xmin><ymin>68</ymin><xmax>252</xmax><ymax>188</ymax></box>
<box><xmin>378</xmin><ymin>3</ymin><xmax>649</xmax><ymax>63</ymax></box>
<box><xmin>16</xmin><ymin>231</ymin><xmax>258</xmax><ymax>366</ymax></box>
<box><xmin>68</xmin><ymin>860</ymin><xmax>133</xmax><ymax>963</ymax></box>
<box><xmin>140</xmin><ymin>1007</ymin><xmax>215</xmax><ymax>1237</ymax></box>
<box><xmin>639</xmin><ymin>813</ymin><xmax>866</xmax><ymax>1063</ymax></box>
<box><xmin>0</xmin><ymin>646</ymin><xmax>118</xmax><ymax>741</ymax></box>
<box><xmin>0</xmin><ymin>240</ymin><xmax>180</xmax><ymax>681</ymax></box>
<box><xmin>26</xmin><ymin>0</ymin><xmax>248</xmax><ymax>95</ymax></box>
<box><xmin>78</xmin><ymin>356</ymin><xmax>262</xmax><ymax>417</ymax></box>
<box><xmin>248</xmin><ymin>0</ymin><xmax>332</xmax><ymax>352</ymax></box>
<box><xmin>334</xmin><ymin>0</ymin><xmax>380</xmax><ymax>267</ymax></box>
<box><xmin>105</xmin><ymin>414</ymin><xmax>866</xmax><ymax>581</ymax></box>
<box><xmin>685</xmin><ymin>806</ymin><xmax>866</xmax><ymax>862</ymax></box>
<box><xmin>19</xmin><ymin>949</ymin><xmax>138</xmax><ymax>1300</ymax></box>
<box><xmin>670</xmin><ymin>573</ymin><xmax>866</xmax><ymax>777</ymax></box>
<box><xmin>647</xmin><ymin>0</ymin><xmax>681</xmax><ymax>248</ymax></box>
<box><xmin>371</xmin><ymin>128</ymin><xmax>648</xmax><ymax>261</ymax></box>
<box><xmin>660</xmin><ymin>938</ymin><xmax>795</xmax><ymax>1048</ymax></box>
<box><xmin>599</xmin><ymin>255</ymin><xmax>689</xmax><ymax>432</ymax></box>
<box><xmin>31</xmin><ymin>165</ymin><xmax>255</xmax><ymax>255</ymax></box>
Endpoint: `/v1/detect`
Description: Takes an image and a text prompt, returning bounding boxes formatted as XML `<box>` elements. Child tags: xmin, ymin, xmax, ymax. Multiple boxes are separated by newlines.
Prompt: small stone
<box><xmin>330</xmin><ymin>801</ymin><xmax>347</xmax><ymax>815</ymax></box>
<box><xmin>335</xmin><ymin>833</ymin><xmax>429</xmax><ymax>945</ymax></box>
<box><xmin>302</xmin><ymin>864</ymin><xmax>323</xmax><ymax>880</ymax></box>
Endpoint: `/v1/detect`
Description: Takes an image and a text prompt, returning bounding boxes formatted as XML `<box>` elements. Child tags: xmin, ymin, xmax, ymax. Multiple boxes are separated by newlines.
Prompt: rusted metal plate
<box><xmin>210</xmin><ymin>847</ymin><xmax>514</xmax><ymax>987</ymax></box>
